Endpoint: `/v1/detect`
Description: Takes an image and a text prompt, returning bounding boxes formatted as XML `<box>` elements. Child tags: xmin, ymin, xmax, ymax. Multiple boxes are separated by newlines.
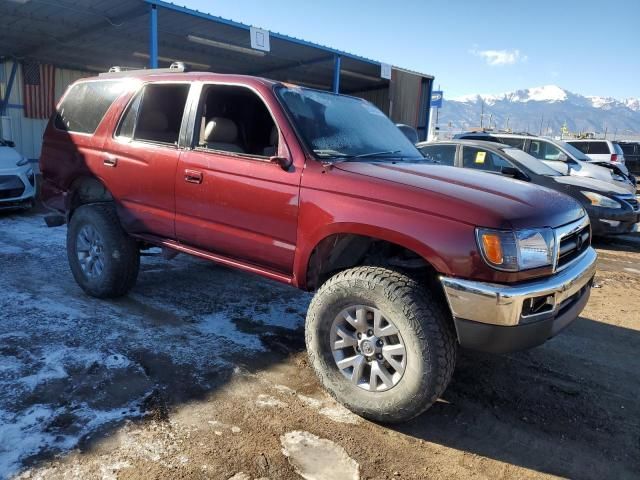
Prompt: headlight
<box><xmin>476</xmin><ymin>227</ymin><xmax>555</xmax><ymax>271</ymax></box>
<box><xmin>581</xmin><ymin>191</ymin><xmax>621</xmax><ymax>209</ymax></box>
<box><xmin>16</xmin><ymin>157</ymin><xmax>29</xmax><ymax>167</ymax></box>
<box><xmin>26</xmin><ymin>167</ymin><xmax>35</xmax><ymax>186</ymax></box>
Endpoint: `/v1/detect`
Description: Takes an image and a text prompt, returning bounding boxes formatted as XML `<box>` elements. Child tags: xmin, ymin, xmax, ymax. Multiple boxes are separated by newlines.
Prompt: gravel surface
<box><xmin>1</xmin><ymin>209</ymin><xmax>639</xmax><ymax>479</ymax></box>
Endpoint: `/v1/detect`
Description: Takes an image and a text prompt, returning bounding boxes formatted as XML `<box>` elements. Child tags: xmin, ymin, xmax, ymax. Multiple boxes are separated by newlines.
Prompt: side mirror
<box><xmin>270</xmin><ymin>156</ymin><xmax>292</xmax><ymax>171</ymax></box>
<box><xmin>501</xmin><ymin>165</ymin><xmax>524</xmax><ymax>179</ymax></box>
<box><xmin>396</xmin><ymin>124</ymin><xmax>419</xmax><ymax>144</ymax></box>
<box><xmin>558</xmin><ymin>153</ymin><xmax>568</xmax><ymax>161</ymax></box>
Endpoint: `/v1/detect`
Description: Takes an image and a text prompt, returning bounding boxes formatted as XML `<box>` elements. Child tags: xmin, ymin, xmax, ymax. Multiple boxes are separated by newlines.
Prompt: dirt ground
<box><xmin>1</xmin><ymin>209</ymin><xmax>639</xmax><ymax>480</ymax></box>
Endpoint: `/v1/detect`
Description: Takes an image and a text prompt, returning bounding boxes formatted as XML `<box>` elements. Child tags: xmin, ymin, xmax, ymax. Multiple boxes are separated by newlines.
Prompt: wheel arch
<box><xmin>296</xmin><ymin>223</ymin><xmax>451</xmax><ymax>291</ymax></box>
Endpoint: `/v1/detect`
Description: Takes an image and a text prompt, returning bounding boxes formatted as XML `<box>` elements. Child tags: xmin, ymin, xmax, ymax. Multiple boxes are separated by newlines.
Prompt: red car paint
<box><xmin>40</xmin><ymin>72</ymin><xmax>585</xmax><ymax>289</ymax></box>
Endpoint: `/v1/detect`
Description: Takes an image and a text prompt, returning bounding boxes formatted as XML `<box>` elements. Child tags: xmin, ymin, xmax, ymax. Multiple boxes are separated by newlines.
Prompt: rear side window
<box><xmin>588</xmin><ymin>142</ymin><xmax>609</xmax><ymax>154</ymax></box>
<box><xmin>116</xmin><ymin>83</ymin><xmax>190</xmax><ymax>145</ymax></box>
<box><xmin>55</xmin><ymin>81</ymin><xmax>126</xmax><ymax>134</ymax></box>
<box><xmin>499</xmin><ymin>137</ymin><xmax>525</xmax><ymax>149</ymax></box>
<box><xmin>418</xmin><ymin>144</ymin><xmax>456</xmax><ymax>166</ymax></box>
<box><xmin>567</xmin><ymin>142</ymin><xmax>589</xmax><ymax>154</ymax></box>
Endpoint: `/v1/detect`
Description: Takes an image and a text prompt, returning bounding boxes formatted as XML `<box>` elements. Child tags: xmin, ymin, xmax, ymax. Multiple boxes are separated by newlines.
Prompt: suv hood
<box><xmin>335</xmin><ymin>162</ymin><xmax>585</xmax><ymax>230</ymax></box>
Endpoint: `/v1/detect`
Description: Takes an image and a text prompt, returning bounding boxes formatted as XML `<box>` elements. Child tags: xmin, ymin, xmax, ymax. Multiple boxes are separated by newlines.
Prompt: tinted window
<box><xmin>588</xmin><ymin>142</ymin><xmax>610</xmax><ymax>154</ymax></box>
<box><xmin>134</xmin><ymin>84</ymin><xmax>189</xmax><ymax>145</ymax></box>
<box><xmin>619</xmin><ymin>143</ymin><xmax>635</xmax><ymax>155</ymax></box>
<box><xmin>55</xmin><ymin>80</ymin><xmax>127</xmax><ymax>134</ymax></box>
<box><xmin>462</xmin><ymin>146</ymin><xmax>512</xmax><ymax>172</ymax></box>
<box><xmin>529</xmin><ymin>140</ymin><xmax>564</xmax><ymax>161</ymax></box>
<box><xmin>567</xmin><ymin>141</ymin><xmax>589</xmax><ymax>154</ymax></box>
<box><xmin>418</xmin><ymin>144</ymin><xmax>456</xmax><ymax>166</ymax></box>
<box><xmin>499</xmin><ymin>137</ymin><xmax>525</xmax><ymax>149</ymax></box>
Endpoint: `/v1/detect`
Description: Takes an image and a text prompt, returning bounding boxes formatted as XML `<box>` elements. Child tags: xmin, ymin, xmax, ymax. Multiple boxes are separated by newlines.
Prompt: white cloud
<box><xmin>471</xmin><ymin>48</ymin><xmax>526</xmax><ymax>66</ymax></box>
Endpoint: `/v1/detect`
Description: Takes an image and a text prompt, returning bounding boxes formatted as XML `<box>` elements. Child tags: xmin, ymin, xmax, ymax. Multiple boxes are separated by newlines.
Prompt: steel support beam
<box><xmin>149</xmin><ymin>4</ymin><xmax>158</xmax><ymax>68</ymax></box>
<box><xmin>332</xmin><ymin>55</ymin><xmax>341</xmax><ymax>93</ymax></box>
<box><xmin>0</xmin><ymin>61</ymin><xmax>18</xmax><ymax>116</ymax></box>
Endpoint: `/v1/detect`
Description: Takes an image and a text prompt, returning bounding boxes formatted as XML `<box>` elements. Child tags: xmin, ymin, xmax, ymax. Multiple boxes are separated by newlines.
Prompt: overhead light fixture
<box><xmin>341</xmin><ymin>69</ymin><xmax>384</xmax><ymax>82</ymax></box>
<box><xmin>132</xmin><ymin>52</ymin><xmax>210</xmax><ymax>70</ymax></box>
<box><xmin>187</xmin><ymin>35</ymin><xmax>266</xmax><ymax>57</ymax></box>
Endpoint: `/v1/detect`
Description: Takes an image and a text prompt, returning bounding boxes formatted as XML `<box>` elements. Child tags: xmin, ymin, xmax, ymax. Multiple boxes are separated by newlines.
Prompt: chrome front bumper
<box><xmin>440</xmin><ymin>247</ymin><xmax>597</xmax><ymax>327</ymax></box>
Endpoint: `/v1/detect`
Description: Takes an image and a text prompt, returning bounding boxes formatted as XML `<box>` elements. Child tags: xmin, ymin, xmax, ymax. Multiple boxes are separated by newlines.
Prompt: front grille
<box><xmin>620</xmin><ymin>196</ymin><xmax>639</xmax><ymax>211</ymax></box>
<box><xmin>0</xmin><ymin>175</ymin><xmax>25</xmax><ymax>200</ymax></box>
<box><xmin>557</xmin><ymin>224</ymin><xmax>590</xmax><ymax>270</ymax></box>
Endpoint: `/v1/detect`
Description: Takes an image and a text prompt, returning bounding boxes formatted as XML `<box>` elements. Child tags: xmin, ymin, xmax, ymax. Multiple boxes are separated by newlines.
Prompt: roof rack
<box><xmin>99</xmin><ymin>62</ymin><xmax>186</xmax><ymax>77</ymax></box>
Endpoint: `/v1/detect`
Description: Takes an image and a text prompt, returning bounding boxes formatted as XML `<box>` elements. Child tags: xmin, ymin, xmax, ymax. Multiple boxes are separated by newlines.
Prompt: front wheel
<box><xmin>305</xmin><ymin>266</ymin><xmax>457</xmax><ymax>423</ymax></box>
<box><xmin>67</xmin><ymin>203</ymin><xmax>140</xmax><ymax>298</ymax></box>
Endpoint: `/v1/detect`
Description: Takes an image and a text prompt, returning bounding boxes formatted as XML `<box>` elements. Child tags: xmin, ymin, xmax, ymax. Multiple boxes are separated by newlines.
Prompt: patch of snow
<box><xmin>280</xmin><ymin>431</ymin><xmax>359</xmax><ymax>480</ymax></box>
<box><xmin>297</xmin><ymin>394</ymin><xmax>323</xmax><ymax>409</ymax></box>
<box><xmin>197</xmin><ymin>312</ymin><xmax>265</xmax><ymax>351</ymax></box>
<box><xmin>318</xmin><ymin>405</ymin><xmax>360</xmax><ymax>425</ymax></box>
<box><xmin>273</xmin><ymin>384</ymin><xmax>296</xmax><ymax>395</ymax></box>
<box><xmin>255</xmin><ymin>394</ymin><xmax>288</xmax><ymax>408</ymax></box>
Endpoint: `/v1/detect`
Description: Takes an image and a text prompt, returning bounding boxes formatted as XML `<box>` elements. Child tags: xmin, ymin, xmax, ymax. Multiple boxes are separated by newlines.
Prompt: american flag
<box><xmin>22</xmin><ymin>62</ymin><xmax>55</xmax><ymax>119</ymax></box>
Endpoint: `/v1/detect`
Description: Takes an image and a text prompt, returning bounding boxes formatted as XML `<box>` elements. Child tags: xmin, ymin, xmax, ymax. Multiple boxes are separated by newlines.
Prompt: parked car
<box><xmin>617</xmin><ymin>141</ymin><xmax>640</xmax><ymax>176</ymax></box>
<box><xmin>565</xmin><ymin>139</ymin><xmax>630</xmax><ymax>177</ymax></box>
<box><xmin>40</xmin><ymin>66</ymin><xmax>597</xmax><ymax>423</ymax></box>
<box><xmin>453</xmin><ymin>131</ymin><xmax>636</xmax><ymax>192</ymax></box>
<box><xmin>0</xmin><ymin>138</ymin><xmax>36</xmax><ymax>210</ymax></box>
<box><xmin>417</xmin><ymin>140</ymin><xmax>639</xmax><ymax>236</ymax></box>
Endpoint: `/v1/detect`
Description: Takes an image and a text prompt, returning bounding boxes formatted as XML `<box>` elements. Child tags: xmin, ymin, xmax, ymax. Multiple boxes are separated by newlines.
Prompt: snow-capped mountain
<box><xmin>440</xmin><ymin>85</ymin><xmax>640</xmax><ymax>135</ymax></box>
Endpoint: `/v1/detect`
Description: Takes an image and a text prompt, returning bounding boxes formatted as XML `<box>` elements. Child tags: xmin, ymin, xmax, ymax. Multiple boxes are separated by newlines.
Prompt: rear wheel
<box><xmin>67</xmin><ymin>203</ymin><xmax>139</xmax><ymax>298</ymax></box>
<box><xmin>306</xmin><ymin>266</ymin><xmax>457</xmax><ymax>423</ymax></box>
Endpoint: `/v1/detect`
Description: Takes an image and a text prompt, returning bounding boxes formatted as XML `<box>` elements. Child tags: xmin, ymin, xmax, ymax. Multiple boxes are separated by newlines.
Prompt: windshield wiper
<box><xmin>352</xmin><ymin>150</ymin><xmax>401</xmax><ymax>159</ymax></box>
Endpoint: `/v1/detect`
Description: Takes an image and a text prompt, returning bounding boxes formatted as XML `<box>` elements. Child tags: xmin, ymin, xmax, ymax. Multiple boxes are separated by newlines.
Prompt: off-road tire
<box><xmin>67</xmin><ymin>203</ymin><xmax>139</xmax><ymax>298</ymax></box>
<box><xmin>306</xmin><ymin>266</ymin><xmax>457</xmax><ymax>423</ymax></box>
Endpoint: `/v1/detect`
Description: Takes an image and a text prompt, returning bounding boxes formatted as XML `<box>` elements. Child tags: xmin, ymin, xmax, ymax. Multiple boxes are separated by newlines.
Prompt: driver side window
<box><xmin>462</xmin><ymin>147</ymin><xmax>512</xmax><ymax>173</ymax></box>
<box><xmin>195</xmin><ymin>85</ymin><xmax>278</xmax><ymax>158</ymax></box>
<box><xmin>529</xmin><ymin>140</ymin><xmax>563</xmax><ymax>161</ymax></box>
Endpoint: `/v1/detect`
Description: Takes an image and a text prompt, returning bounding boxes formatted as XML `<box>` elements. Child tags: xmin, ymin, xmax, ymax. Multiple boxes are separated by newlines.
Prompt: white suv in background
<box><xmin>0</xmin><ymin>139</ymin><xmax>37</xmax><ymax>210</ymax></box>
<box><xmin>565</xmin><ymin>139</ymin><xmax>629</xmax><ymax>176</ymax></box>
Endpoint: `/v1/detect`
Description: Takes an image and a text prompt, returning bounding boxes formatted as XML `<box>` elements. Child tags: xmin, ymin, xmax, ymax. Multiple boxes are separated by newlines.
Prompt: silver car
<box><xmin>0</xmin><ymin>139</ymin><xmax>36</xmax><ymax>210</ymax></box>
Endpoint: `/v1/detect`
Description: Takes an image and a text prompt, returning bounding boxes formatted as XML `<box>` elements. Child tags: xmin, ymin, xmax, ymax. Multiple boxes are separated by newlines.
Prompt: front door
<box><xmin>175</xmin><ymin>83</ymin><xmax>301</xmax><ymax>273</ymax></box>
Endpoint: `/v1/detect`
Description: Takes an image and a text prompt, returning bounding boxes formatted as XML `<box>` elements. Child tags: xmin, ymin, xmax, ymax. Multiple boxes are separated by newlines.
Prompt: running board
<box><xmin>133</xmin><ymin>234</ymin><xmax>294</xmax><ymax>285</ymax></box>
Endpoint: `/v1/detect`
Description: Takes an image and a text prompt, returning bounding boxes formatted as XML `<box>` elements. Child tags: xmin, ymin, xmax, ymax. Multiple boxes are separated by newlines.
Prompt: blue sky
<box><xmin>182</xmin><ymin>0</ymin><xmax>639</xmax><ymax>99</ymax></box>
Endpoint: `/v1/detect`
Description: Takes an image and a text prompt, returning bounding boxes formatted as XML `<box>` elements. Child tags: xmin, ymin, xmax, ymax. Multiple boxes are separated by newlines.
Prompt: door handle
<box><xmin>184</xmin><ymin>169</ymin><xmax>203</xmax><ymax>184</ymax></box>
<box><xmin>103</xmin><ymin>155</ymin><xmax>118</xmax><ymax>167</ymax></box>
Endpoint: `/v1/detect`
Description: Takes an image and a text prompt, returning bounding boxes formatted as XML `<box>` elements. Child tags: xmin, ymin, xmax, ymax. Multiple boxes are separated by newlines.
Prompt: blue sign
<box><xmin>431</xmin><ymin>90</ymin><xmax>443</xmax><ymax>108</ymax></box>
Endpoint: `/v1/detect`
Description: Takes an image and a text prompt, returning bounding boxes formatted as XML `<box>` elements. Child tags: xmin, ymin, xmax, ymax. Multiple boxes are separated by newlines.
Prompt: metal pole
<box><xmin>332</xmin><ymin>55</ymin><xmax>341</xmax><ymax>93</ymax></box>
<box><xmin>0</xmin><ymin>61</ymin><xmax>18</xmax><ymax>116</ymax></box>
<box><xmin>150</xmin><ymin>4</ymin><xmax>158</xmax><ymax>68</ymax></box>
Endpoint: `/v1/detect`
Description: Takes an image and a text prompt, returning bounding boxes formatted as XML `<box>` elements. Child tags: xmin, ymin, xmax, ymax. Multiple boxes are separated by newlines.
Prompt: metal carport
<box><xmin>0</xmin><ymin>0</ymin><xmax>434</xmax><ymax>157</ymax></box>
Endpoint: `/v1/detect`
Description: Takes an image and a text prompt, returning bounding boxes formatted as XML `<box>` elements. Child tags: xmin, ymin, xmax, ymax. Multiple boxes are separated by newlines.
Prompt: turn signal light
<box><xmin>481</xmin><ymin>233</ymin><xmax>504</xmax><ymax>265</ymax></box>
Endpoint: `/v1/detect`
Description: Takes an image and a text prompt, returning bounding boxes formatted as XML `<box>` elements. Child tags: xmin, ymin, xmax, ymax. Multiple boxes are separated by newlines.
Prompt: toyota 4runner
<box><xmin>40</xmin><ymin>66</ymin><xmax>597</xmax><ymax>422</ymax></box>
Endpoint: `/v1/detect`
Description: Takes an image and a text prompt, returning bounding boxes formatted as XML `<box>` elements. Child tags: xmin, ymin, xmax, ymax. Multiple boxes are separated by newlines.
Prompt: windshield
<box><xmin>555</xmin><ymin>140</ymin><xmax>590</xmax><ymax>161</ymax></box>
<box><xmin>504</xmin><ymin>148</ymin><xmax>563</xmax><ymax>176</ymax></box>
<box><xmin>276</xmin><ymin>86</ymin><xmax>423</xmax><ymax>160</ymax></box>
<box><xmin>613</xmin><ymin>143</ymin><xmax>624</xmax><ymax>155</ymax></box>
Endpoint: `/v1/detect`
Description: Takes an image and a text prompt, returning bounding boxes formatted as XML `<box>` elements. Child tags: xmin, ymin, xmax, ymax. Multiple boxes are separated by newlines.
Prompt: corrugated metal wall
<box><xmin>0</xmin><ymin>61</ymin><xmax>89</xmax><ymax>159</ymax></box>
<box><xmin>352</xmin><ymin>88</ymin><xmax>390</xmax><ymax>116</ymax></box>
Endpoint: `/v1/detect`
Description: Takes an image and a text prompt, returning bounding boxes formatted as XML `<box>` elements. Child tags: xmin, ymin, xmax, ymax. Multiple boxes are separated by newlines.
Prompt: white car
<box><xmin>0</xmin><ymin>139</ymin><xmax>36</xmax><ymax>210</ymax></box>
<box><xmin>565</xmin><ymin>139</ymin><xmax>630</xmax><ymax>176</ymax></box>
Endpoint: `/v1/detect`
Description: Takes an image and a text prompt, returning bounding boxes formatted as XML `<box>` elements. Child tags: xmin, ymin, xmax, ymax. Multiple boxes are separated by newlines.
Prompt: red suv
<box><xmin>40</xmin><ymin>66</ymin><xmax>597</xmax><ymax>422</ymax></box>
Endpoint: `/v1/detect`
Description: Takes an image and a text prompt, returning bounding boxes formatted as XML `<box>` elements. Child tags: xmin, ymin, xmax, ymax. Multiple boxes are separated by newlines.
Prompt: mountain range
<box><xmin>438</xmin><ymin>85</ymin><xmax>640</xmax><ymax>136</ymax></box>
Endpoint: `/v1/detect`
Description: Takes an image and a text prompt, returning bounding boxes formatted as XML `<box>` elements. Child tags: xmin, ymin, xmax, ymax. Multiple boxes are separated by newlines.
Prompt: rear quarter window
<box><xmin>55</xmin><ymin>80</ymin><xmax>127</xmax><ymax>134</ymax></box>
<box><xmin>587</xmin><ymin>142</ymin><xmax>610</xmax><ymax>154</ymax></box>
<box><xmin>567</xmin><ymin>142</ymin><xmax>589</xmax><ymax>154</ymax></box>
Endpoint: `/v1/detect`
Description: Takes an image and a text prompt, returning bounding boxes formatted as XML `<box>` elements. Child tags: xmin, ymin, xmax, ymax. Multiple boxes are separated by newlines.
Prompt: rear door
<box><xmin>101</xmin><ymin>83</ymin><xmax>191</xmax><ymax>238</ymax></box>
<box><xmin>175</xmin><ymin>82</ymin><xmax>301</xmax><ymax>273</ymax></box>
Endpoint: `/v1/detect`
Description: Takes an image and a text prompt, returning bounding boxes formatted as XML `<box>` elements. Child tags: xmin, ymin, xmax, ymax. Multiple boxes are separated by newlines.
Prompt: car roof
<box><xmin>416</xmin><ymin>139</ymin><xmax>517</xmax><ymax>152</ymax></box>
<box><xmin>77</xmin><ymin>71</ymin><xmax>281</xmax><ymax>89</ymax></box>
